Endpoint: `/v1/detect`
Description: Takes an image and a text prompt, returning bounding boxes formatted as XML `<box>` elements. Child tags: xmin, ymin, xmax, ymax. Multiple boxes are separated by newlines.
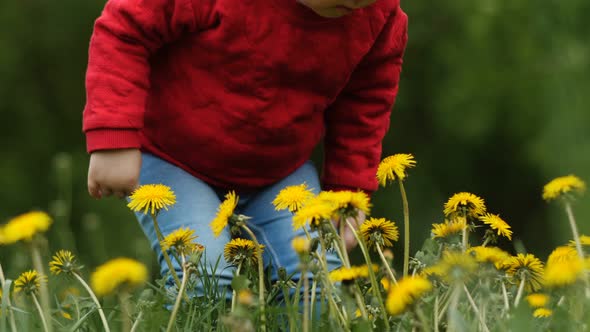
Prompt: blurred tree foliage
<box><xmin>1</xmin><ymin>0</ymin><xmax>589</xmax><ymax>277</ymax></box>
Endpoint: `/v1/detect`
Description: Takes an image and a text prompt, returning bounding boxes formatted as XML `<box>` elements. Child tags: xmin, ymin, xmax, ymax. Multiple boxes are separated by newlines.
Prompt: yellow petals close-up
<box><xmin>127</xmin><ymin>184</ymin><xmax>176</xmax><ymax>215</ymax></box>
<box><xmin>376</xmin><ymin>153</ymin><xmax>416</xmax><ymax>186</ymax></box>
<box><xmin>542</xmin><ymin>174</ymin><xmax>586</xmax><ymax>201</ymax></box>
<box><xmin>210</xmin><ymin>191</ymin><xmax>239</xmax><ymax>238</ymax></box>
<box><xmin>0</xmin><ymin>211</ymin><xmax>52</xmax><ymax>245</ymax></box>
<box><xmin>90</xmin><ymin>258</ymin><xmax>148</xmax><ymax>297</ymax></box>
<box><xmin>273</xmin><ymin>183</ymin><xmax>315</xmax><ymax>213</ymax></box>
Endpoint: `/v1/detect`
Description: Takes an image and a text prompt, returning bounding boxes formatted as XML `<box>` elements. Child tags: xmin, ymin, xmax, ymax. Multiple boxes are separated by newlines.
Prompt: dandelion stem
<box><xmin>315</xmin><ymin>237</ymin><xmax>349</xmax><ymax>330</ymax></box>
<box><xmin>463</xmin><ymin>284</ymin><xmax>490</xmax><ymax>332</ymax></box>
<box><xmin>151</xmin><ymin>214</ymin><xmax>182</xmax><ymax>289</ymax></box>
<box><xmin>31</xmin><ymin>293</ymin><xmax>50</xmax><ymax>332</ymax></box>
<box><xmin>30</xmin><ymin>241</ymin><xmax>53</xmax><ymax>332</ymax></box>
<box><xmin>231</xmin><ymin>263</ymin><xmax>243</xmax><ymax>312</ymax></box>
<box><xmin>309</xmin><ymin>278</ymin><xmax>318</xmax><ymax>327</ymax></box>
<box><xmin>564</xmin><ymin>201</ymin><xmax>590</xmax><ymax>298</ymax></box>
<box><xmin>302</xmin><ymin>263</ymin><xmax>310</xmax><ymax>332</ymax></box>
<box><xmin>513</xmin><ymin>276</ymin><xmax>526</xmax><ymax>307</ymax></box>
<box><xmin>345</xmin><ymin>220</ymin><xmax>390</xmax><ymax>330</ymax></box>
<box><xmin>461</xmin><ymin>227</ymin><xmax>468</xmax><ymax>251</ymax></box>
<box><xmin>376</xmin><ymin>243</ymin><xmax>397</xmax><ymax>284</ymax></box>
<box><xmin>328</xmin><ymin>221</ymin><xmax>351</xmax><ymax>268</ymax></box>
<box><xmin>501</xmin><ymin>282</ymin><xmax>510</xmax><ymax>311</ymax></box>
<box><xmin>166</xmin><ymin>255</ymin><xmax>188</xmax><ymax>332</ymax></box>
<box><xmin>118</xmin><ymin>291</ymin><xmax>132</xmax><ymax>332</ymax></box>
<box><xmin>0</xmin><ymin>263</ymin><xmax>17</xmax><ymax>332</ymax></box>
<box><xmin>446</xmin><ymin>283</ymin><xmax>461</xmax><ymax>332</ymax></box>
<box><xmin>434</xmin><ymin>295</ymin><xmax>439</xmax><ymax>332</ymax></box>
<box><xmin>399</xmin><ymin>181</ymin><xmax>410</xmax><ymax>277</ymax></box>
<box><xmin>241</xmin><ymin>225</ymin><xmax>266</xmax><ymax>332</ymax></box>
<box><xmin>130</xmin><ymin>311</ymin><xmax>143</xmax><ymax>332</ymax></box>
<box><xmin>72</xmin><ymin>272</ymin><xmax>111</xmax><ymax>332</ymax></box>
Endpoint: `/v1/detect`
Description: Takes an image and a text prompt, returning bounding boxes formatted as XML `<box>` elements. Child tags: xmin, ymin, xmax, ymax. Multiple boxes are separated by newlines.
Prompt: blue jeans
<box><xmin>132</xmin><ymin>153</ymin><xmax>341</xmax><ymax>299</ymax></box>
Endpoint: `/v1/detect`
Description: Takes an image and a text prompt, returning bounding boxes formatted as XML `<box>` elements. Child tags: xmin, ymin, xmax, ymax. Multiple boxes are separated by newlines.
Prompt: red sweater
<box><xmin>83</xmin><ymin>0</ymin><xmax>408</xmax><ymax>193</ymax></box>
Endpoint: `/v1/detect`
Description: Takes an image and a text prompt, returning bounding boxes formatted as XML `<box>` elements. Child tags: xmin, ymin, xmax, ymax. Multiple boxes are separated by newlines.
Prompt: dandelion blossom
<box><xmin>544</xmin><ymin>257</ymin><xmax>584</xmax><ymax>288</ymax></box>
<box><xmin>526</xmin><ymin>293</ymin><xmax>549</xmax><ymax>308</ymax></box>
<box><xmin>569</xmin><ymin>234</ymin><xmax>590</xmax><ymax>247</ymax></box>
<box><xmin>385</xmin><ymin>276</ymin><xmax>432</xmax><ymax>315</ymax></box>
<box><xmin>479</xmin><ymin>213</ymin><xmax>512</xmax><ymax>240</ymax></box>
<box><xmin>431</xmin><ymin>217</ymin><xmax>467</xmax><ymax>239</ymax></box>
<box><xmin>329</xmin><ymin>267</ymin><xmax>360</xmax><ymax>283</ymax></box>
<box><xmin>360</xmin><ymin>217</ymin><xmax>399</xmax><ymax>249</ymax></box>
<box><xmin>467</xmin><ymin>246</ymin><xmax>510</xmax><ymax>269</ymax></box>
<box><xmin>223</xmin><ymin>238</ymin><xmax>264</xmax><ymax>267</ymax></box>
<box><xmin>443</xmin><ymin>192</ymin><xmax>486</xmax><ymax>218</ymax></box>
<box><xmin>14</xmin><ymin>270</ymin><xmax>47</xmax><ymax>295</ymax></box>
<box><xmin>161</xmin><ymin>227</ymin><xmax>199</xmax><ymax>256</ymax></box>
<box><xmin>547</xmin><ymin>246</ymin><xmax>578</xmax><ymax>265</ymax></box>
<box><xmin>291</xmin><ymin>237</ymin><xmax>310</xmax><ymax>254</ymax></box>
<box><xmin>433</xmin><ymin>251</ymin><xmax>478</xmax><ymax>283</ymax></box>
<box><xmin>210</xmin><ymin>191</ymin><xmax>239</xmax><ymax>238</ymax></box>
<box><xmin>317</xmin><ymin>190</ymin><xmax>371</xmax><ymax>217</ymax></box>
<box><xmin>542</xmin><ymin>175</ymin><xmax>586</xmax><ymax>201</ymax></box>
<box><xmin>376</xmin><ymin>154</ymin><xmax>416</xmax><ymax>186</ymax></box>
<box><xmin>504</xmin><ymin>253</ymin><xmax>544</xmax><ymax>292</ymax></box>
<box><xmin>273</xmin><ymin>184</ymin><xmax>314</xmax><ymax>213</ymax></box>
<box><xmin>533</xmin><ymin>308</ymin><xmax>552</xmax><ymax>318</ymax></box>
<box><xmin>128</xmin><ymin>184</ymin><xmax>176</xmax><ymax>215</ymax></box>
<box><xmin>292</xmin><ymin>199</ymin><xmax>334</xmax><ymax>230</ymax></box>
<box><xmin>49</xmin><ymin>250</ymin><xmax>80</xmax><ymax>275</ymax></box>
<box><xmin>0</xmin><ymin>211</ymin><xmax>52</xmax><ymax>245</ymax></box>
<box><xmin>91</xmin><ymin>258</ymin><xmax>148</xmax><ymax>297</ymax></box>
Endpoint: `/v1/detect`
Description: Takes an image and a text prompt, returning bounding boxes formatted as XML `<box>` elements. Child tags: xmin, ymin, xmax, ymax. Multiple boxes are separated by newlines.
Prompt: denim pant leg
<box><xmin>132</xmin><ymin>153</ymin><xmax>234</xmax><ymax>296</ymax></box>
<box><xmin>240</xmin><ymin>161</ymin><xmax>342</xmax><ymax>289</ymax></box>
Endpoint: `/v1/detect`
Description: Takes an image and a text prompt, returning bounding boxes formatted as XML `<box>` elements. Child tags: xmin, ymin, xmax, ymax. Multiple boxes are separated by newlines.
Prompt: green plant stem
<box><xmin>564</xmin><ymin>201</ymin><xmax>590</xmax><ymax>298</ymax></box>
<box><xmin>241</xmin><ymin>225</ymin><xmax>266</xmax><ymax>332</ymax></box>
<box><xmin>501</xmin><ymin>282</ymin><xmax>510</xmax><ymax>311</ymax></box>
<box><xmin>151</xmin><ymin>214</ymin><xmax>182</xmax><ymax>289</ymax></box>
<box><xmin>72</xmin><ymin>272</ymin><xmax>111</xmax><ymax>332</ymax></box>
<box><xmin>399</xmin><ymin>181</ymin><xmax>410</xmax><ymax>277</ymax></box>
<box><xmin>463</xmin><ymin>284</ymin><xmax>490</xmax><ymax>332</ymax></box>
<box><xmin>118</xmin><ymin>292</ymin><xmax>132</xmax><ymax>332</ymax></box>
<box><xmin>513</xmin><ymin>276</ymin><xmax>526</xmax><ymax>307</ymax></box>
<box><xmin>30</xmin><ymin>241</ymin><xmax>52</xmax><ymax>332</ymax></box>
<box><xmin>345</xmin><ymin>220</ymin><xmax>390</xmax><ymax>330</ymax></box>
<box><xmin>414</xmin><ymin>305</ymin><xmax>431</xmax><ymax>332</ymax></box>
<box><xmin>309</xmin><ymin>278</ymin><xmax>318</xmax><ymax>326</ymax></box>
<box><xmin>302</xmin><ymin>263</ymin><xmax>310</xmax><ymax>332</ymax></box>
<box><xmin>0</xmin><ymin>263</ymin><xmax>17</xmax><ymax>332</ymax></box>
<box><xmin>327</xmin><ymin>221</ymin><xmax>351</xmax><ymax>268</ymax></box>
<box><xmin>130</xmin><ymin>311</ymin><xmax>143</xmax><ymax>332</ymax></box>
<box><xmin>31</xmin><ymin>293</ymin><xmax>50</xmax><ymax>332</ymax></box>
<box><xmin>315</xmin><ymin>237</ymin><xmax>349</xmax><ymax>331</ymax></box>
<box><xmin>434</xmin><ymin>295</ymin><xmax>439</xmax><ymax>332</ymax></box>
<box><xmin>376</xmin><ymin>243</ymin><xmax>397</xmax><ymax>284</ymax></box>
<box><xmin>166</xmin><ymin>255</ymin><xmax>188</xmax><ymax>332</ymax></box>
<box><xmin>446</xmin><ymin>283</ymin><xmax>461</xmax><ymax>332</ymax></box>
<box><xmin>461</xmin><ymin>227</ymin><xmax>468</xmax><ymax>251</ymax></box>
<box><xmin>231</xmin><ymin>263</ymin><xmax>243</xmax><ymax>312</ymax></box>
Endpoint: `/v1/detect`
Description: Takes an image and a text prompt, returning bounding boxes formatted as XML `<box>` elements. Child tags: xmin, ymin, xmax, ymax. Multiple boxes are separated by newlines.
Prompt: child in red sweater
<box><xmin>84</xmin><ymin>0</ymin><xmax>408</xmax><ymax>297</ymax></box>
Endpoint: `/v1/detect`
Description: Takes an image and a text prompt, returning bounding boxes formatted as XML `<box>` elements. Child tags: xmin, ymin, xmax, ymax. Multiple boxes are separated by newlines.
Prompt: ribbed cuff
<box><xmin>85</xmin><ymin>129</ymin><xmax>141</xmax><ymax>153</ymax></box>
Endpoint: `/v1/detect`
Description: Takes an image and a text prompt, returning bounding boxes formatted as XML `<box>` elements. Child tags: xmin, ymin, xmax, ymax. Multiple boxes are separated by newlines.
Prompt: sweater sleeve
<box><xmin>82</xmin><ymin>0</ymin><xmax>208</xmax><ymax>152</ymax></box>
<box><xmin>322</xmin><ymin>6</ymin><xmax>408</xmax><ymax>194</ymax></box>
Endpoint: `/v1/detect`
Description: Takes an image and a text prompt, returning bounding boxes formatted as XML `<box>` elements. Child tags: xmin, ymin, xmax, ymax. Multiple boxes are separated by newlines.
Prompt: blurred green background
<box><xmin>1</xmin><ymin>0</ymin><xmax>589</xmax><ymax>278</ymax></box>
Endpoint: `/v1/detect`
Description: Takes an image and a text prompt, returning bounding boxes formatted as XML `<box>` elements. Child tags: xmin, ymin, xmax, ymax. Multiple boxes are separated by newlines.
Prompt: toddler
<box><xmin>84</xmin><ymin>0</ymin><xmax>408</xmax><ymax>297</ymax></box>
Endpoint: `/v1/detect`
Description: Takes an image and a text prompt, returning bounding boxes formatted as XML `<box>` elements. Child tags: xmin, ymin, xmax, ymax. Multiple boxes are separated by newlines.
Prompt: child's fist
<box><xmin>87</xmin><ymin>149</ymin><xmax>141</xmax><ymax>199</ymax></box>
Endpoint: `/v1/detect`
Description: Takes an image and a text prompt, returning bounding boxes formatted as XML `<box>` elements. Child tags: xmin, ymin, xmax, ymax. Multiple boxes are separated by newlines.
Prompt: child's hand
<box><xmin>87</xmin><ymin>149</ymin><xmax>141</xmax><ymax>199</ymax></box>
<box><xmin>336</xmin><ymin>211</ymin><xmax>366</xmax><ymax>251</ymax></box>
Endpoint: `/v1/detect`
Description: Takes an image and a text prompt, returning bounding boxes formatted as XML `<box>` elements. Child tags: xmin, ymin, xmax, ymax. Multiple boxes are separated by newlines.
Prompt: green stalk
<box><xmin>463</xmin><ymin>284</ymin><xmax>490</xmax><ymax>332</ymax></box>
<box><xmin>31</xmin><ymin>293</ymin><xmax>50</xmax><ymax>332</ymax></box>
<box><xmin>398</xmin><ymin>181</ymin><xmax>410</xmax><ymax>277</ymax></box>
<box><xmin>302</xmin><ymin>263</ymin><xmax>310</xmax><ymax>332</ymax></box>
<box><xmin>230</xmin><ymin>263</ymin><xmax>243</xmax><ymax>312</ymax></box>
<box><xmin>72</xmin><ymin>272</ymin><xmax>111</xmax><ymax>332</ymax></box>
<box><xmin>30</xmin><ymin>241</ymin><xmax>52</xmax><ymax>332</ymax></box>
<box><xmin>130</xmin><ymin>311</ymin><xmax>144</xmax><ymax>332</ymax></box>
<box><xmin>375</xmin><ymin>243</ymin><xmax>397</xmax><ymax>284</ymax></box>
<box><xmin>513</xmin><ymin>276</ymin><xmax>526</xmax><ymax>307</ymax></box>
<box><xmin>0</xmin><ymin>263</ymin><xmax>17</xmax><ymax>332</ymax></box>
<box><xmin>241</xmin><ymin>225</ymin><xmax>266</xmax><ymax>332</ymax></box>
<box><xmin>564</xmin><ymin>201</ymin><xmax>590</xmax><ymax>298</ymax></box>
<box><xmin>118</xmin><ymin>291</ymin><xmax>132</xmax><ymax>332</ymax></box>
<box><xmin>151</xmin><ymin>214</ymin><xmax>182</xmax><ymax>289</ymax></box>
<box><xmin>166</xmin><ymin>255</ymin><xmax>188</xmax><ymax>332</ymax></box>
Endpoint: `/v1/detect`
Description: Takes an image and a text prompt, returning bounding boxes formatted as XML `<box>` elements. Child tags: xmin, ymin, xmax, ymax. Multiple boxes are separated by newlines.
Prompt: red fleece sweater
<box><xmin>83</xmin><ymin>0</ymin><xmax>408</xmax><ymax>193</ymax></box>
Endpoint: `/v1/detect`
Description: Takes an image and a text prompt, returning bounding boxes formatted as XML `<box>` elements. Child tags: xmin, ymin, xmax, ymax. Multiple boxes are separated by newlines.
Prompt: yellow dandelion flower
<box><xmin>317</xmin><ymin>190</ymin><xmax>371</xmax><ymax>217</ymax></box>
<box><xmin>479</xmin><ymin>213</ymin><xmax>512</xmax><ymax>240</ymax></box>
<box><xmin>434</xmin><ymin>251</ymin><xmax>478</xmax><ymax>283</ymax></box>
<box><xmin>544</xmin><ymin>257</ymin><xmax>584</xmax><ymax>288</ymax></box>
<box><xmin>237</xmin><ymin>289</ymin><xmax>254</xmax><ymax>306</ymax></box>
<box><xmin>291</xmin><ymin>237</ymin><xmax>310</xmax><ymax>254</ymax></box>
<box><xmin>380</xmin><ymin>278</ymin><xmax>391</xmax><ymax>292</ymax></box>
<box><xmin>504</xmin><ymin>253</ymin><xmax>544</xmax><ymax>292</ymax></box>
<box><xmin>354</xmin><ymin>264</ymin><xmax>379</xmax><ymax>278</ymax></box>
<box><xmin>467</xmin><ymin>246</ymin><xmax>511</xmax><ymax>269</ymax></box>
<box><xmin>386</xmin><ymin>276</ymin><xmax>432</xmax><ymax>316</ymax></box>
<box><xmin>0</xmin><ymin>211</ymin><xmax>52</xmax><ymax>245</ymax></box>
<box><xmin>525</xmin><ymin>293</ymin><xmax>549</xmax><ymax>308</ymax></box>
<box><xmin>376</xmin><ymin>153</ymin><xmax>416</xmax><ymax>186</ymax></box>
<box><xmin>273</xmin><ymin>183</ymin><xmax>315</xmax><ymax>213</ymax></box>
<box><xmin>360</xmin><ymin>217</ymin><xmax>399</xmax><ymax>250</ymax></box>
<box><xmin>49</xmin><ymin>250</ymin><xmax>80</xmax><ymax>275</ymax></box>
<box><xmin>223</xmin><ymin>238</ymin><xmax>264</xmax><ymax>267</ymax></box>
<box><xmin>431</xmin><ymin>217</ymin><xmax>467</xmax><ymax>239</ymax></box>
<box><xmin>292</xmin><ymin>198</ymin><xmax>334</xmax><ymax>230</ymax></box>
<box><xmin>210</xmin><ymin>191</ymin><xmax>239</xmax><ymax>238</ymax></box>
<box><xmin>547</xmin><ymin>246</ymin><xmax>578</xmax><ymax>265</ymax></box>
<box><xmin>61</xmin><ymin>311</ymin><xmax>73</xmax><ymax>320</ymax></box>
<box><xmin>91</xmin><ymin>258</ymin><xmax>148</xmax><ymax>297</ymax></box>
<box><xmin>443</xmin><ymin>192</ymin><xmax>486</xmax><ymax>218</ymax></box>
<box><xmin>329</xmin><ymin>266</ymin><xmax>359</xmax><ymax>282</ymax></box>
<box><xmin>161</xmin><ymin>227</ymin><xmax>199</xmax><ymax>256</ymax></box>
<box><xmin>533</xmin><ymin>308</ymin><xmax>552</xmax><ymax>318</ymax></box>
<box><xmin>14</xmin><ymin>270</ymin><xmax>47</xmax><ymax>295</ymax></box>
<box><xmin>542</xmin><ymin>174</ymin><xmax>586</xmax><ymax>201</ymax></box>
<box><xmin>569</xmin><ymin>235</ymin><xmax>590</xmax><ymax>248</ymax></box>
<box><xmin>127</xmin><ymin>184</ymin><xmax>176</xmax><ymax>215</ymax></box>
